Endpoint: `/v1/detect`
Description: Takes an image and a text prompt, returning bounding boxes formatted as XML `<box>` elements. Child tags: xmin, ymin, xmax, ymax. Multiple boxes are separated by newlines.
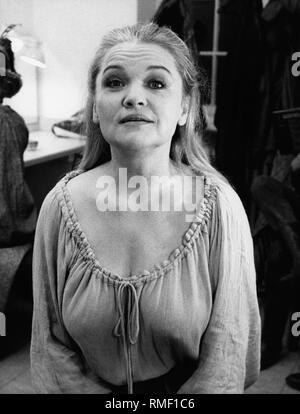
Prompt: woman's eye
<box><xmin>148</xmin><ymin>80</ymin><xmax>165</xmax><ymax>89</ymax></box>
<box><xmin>106</xmin><ymin>79</ymin><xmax>124</xmax><ymax>88</ymax></box>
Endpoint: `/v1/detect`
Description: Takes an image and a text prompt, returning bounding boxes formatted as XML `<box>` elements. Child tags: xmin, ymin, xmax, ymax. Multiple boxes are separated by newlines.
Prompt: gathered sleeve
<box><xmin>30</xmin><ymin>187</ymin><xmax>111</xmax><ymax>394</ymax></box>
<box><xmin>177</xmin><ymin>182</ymin><xmax>261</xmax><ymax>394</ymax></box>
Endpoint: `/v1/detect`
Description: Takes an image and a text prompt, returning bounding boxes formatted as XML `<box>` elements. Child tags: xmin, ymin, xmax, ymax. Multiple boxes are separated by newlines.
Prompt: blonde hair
<box><xmin>79</xmin><ymin>22</ymin><xmax>226</xmax><ymax>184</ymax></box>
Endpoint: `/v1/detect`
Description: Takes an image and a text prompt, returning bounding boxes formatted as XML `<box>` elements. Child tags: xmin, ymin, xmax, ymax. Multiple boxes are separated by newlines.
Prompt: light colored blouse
<box><xmin>30</xmin><ymin>169</ymin><xmax>261</xmax><ymax>394</ymax></box>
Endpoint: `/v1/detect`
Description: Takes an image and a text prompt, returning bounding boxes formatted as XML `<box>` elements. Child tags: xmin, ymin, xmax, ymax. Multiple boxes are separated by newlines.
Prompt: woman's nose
<box><xmin>122</xmin><ymin>84</ymin><xmax>147</xmax><ymax>108</ymax></box>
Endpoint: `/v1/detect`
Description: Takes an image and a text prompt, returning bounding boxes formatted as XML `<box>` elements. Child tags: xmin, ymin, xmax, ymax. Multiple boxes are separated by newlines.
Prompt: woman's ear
<box><xmin>178</xmin><ymin>96</ymin><xmax>190</xmax><ymax>126</ymax></box>
<box><xmin>93</xmin><ymin>102</ymin><xmax>99</xmax><ymax>123</ymax></box>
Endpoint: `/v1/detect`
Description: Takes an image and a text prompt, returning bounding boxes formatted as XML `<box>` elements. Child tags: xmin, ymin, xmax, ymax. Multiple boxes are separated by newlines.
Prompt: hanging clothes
<box><xmin>257</xmin><ymin>0</ymin><xmax>300</xmax><ymax>159</ymax></box>
<box><xmin>214</xmin><ymin>0</ymin><xmax>264</xmax><ymax>214</ymax></box>
<box><xmin>153</xmin><ymin>0</ymin><xmax>198</xmax><ymax>57</ymax></box>
<box><xmin>215</xmin><ymin>0</ymin><xmax>300</xmax><ymax>222</ymax></box>
<box><xmin>0</xmin><ymin>105</ymin><xmax>36</xmax><ymax>311</ymax></box>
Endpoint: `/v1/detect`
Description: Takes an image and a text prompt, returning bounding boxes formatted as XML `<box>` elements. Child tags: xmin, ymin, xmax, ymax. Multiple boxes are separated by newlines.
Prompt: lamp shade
<box><xmin>3</xmin><ymin>26</ymin><xmax>46</xmax><ymax>69</ymax></box>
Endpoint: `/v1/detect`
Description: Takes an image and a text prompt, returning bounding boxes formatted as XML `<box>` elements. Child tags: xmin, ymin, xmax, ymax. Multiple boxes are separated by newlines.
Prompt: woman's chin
<box><xmin>110</xmin><ymin>135</ymin><xmax>160</xmax><ymax>152</ymax></box>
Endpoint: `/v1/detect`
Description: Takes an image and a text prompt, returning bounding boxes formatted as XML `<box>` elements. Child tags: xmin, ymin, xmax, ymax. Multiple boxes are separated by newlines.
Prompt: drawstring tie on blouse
<box><xmin>113</xmin><ymin>281</ymin><xmax>141</xmax><ymax>394</ymax></box>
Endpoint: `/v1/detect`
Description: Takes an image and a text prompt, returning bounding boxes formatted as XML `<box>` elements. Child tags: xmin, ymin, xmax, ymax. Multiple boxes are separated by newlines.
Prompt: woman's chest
<box><xmin>79</xmin><ymin>209</ymin><xmax>193</xmax><ymax>278</ymax></box>
<box><xmin>63</xmin><ymin>262</ymin><xmax>212</xmax><ymax>360</ymax></box>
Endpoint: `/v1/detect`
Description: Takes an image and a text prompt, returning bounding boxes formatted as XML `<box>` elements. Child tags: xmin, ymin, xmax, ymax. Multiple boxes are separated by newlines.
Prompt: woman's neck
<box><xmin>108</xmin><ymin>146</ymin><xmax>182</xmax><ymax>180</ymax></box>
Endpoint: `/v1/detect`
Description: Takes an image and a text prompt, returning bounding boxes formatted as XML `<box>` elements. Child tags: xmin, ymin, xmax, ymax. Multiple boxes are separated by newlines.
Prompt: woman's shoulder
<box><xmin>203</xmin><ymin>174</ymin><xmax>250</xmax><ymax>230</ymax></box>
<box><xmin>208</xmin><ymin>175</ymin><xmax>244</xmax><ymax>210</ymax></box>
<box><xmin>65</xmin><ymin>165</ymin><xmax>110</xmax><ymax>210</ymax></box>
<box><xmin>36</xmin><ymin>170</ymin><xmax>88</xmax><ymax>239</ymax></box>
<box><xmin>66</xmin><ymin>168</ymin><xmax>96</xmax><ymax>193</ymax></box>
<box><xmin>37</xmin><ymin>184</ymin><xmax>63</xmax><ymax>225</ymax></box>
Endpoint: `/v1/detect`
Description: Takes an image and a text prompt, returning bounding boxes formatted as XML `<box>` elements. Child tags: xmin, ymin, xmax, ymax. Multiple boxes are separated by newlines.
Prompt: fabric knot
<box><xmin>113</xmin><ymin>280</ymin><xmax>142</xmax><ymax>394</ymax></box>
<box><xmin>113</xmin><ymin>281</ymin><xmax>141</xmax><ymax>344</ymax></box>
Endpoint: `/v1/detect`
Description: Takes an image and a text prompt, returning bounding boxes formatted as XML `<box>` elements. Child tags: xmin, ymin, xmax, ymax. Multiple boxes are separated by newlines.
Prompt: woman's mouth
<box><xmin>120</xmin><ymin>115</ymin><xmax>154</xmax><ymax>124</ymax></box>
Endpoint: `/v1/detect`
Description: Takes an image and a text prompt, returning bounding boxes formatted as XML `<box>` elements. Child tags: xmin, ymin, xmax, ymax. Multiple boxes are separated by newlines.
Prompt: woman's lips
<box><xmin>120</xmin><ymin>115</ymin><xmax>153</xmax><ymax>123</ymax></box>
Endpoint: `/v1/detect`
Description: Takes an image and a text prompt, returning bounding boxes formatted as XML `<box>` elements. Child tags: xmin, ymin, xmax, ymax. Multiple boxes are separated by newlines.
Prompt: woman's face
<box><xmin>93</xmin><ymin>41</ymin><xmax>189</xmax><ymax>152</ymax></box>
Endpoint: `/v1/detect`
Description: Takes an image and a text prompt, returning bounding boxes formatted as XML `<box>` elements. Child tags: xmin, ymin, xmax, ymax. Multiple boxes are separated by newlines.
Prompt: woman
<box><xmin>0</xmin><ymin>33</ymin><xmax>36</xmax><ymax>314</ymax></box>
<box><xmin>30</xmin><ymin>23</ymin><xmax>261</xmax><ymax>394</ymax></box>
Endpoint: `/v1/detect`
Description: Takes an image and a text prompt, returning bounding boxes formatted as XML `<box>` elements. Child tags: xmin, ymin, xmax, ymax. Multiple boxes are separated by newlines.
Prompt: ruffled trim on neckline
<box><xmin>55</xmin><ymin>169</ymin><xmax>217</xmax><ymax>284</ymax></box>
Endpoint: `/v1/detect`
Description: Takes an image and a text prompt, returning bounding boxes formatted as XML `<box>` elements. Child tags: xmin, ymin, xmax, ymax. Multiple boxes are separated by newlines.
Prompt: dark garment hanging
<box><xmin>153</xmin><ymin>0</ymin><xmax>198</xmax><ymax>58</ymax></box>
<box><xmin>0</xmin><ymin>105</ymin><xmax>36</xmax><ymax>311</ymax></box>
<box><xmin>214</xmin><ymin>0</ymin><xmax>264</xmax><ymax>212</ymax></box>
<box><xmin>251</xmin><ymin>168</ymin><xmax>300</xmax><ymax>355</ymax></box>
<box><xmin>153</xmin><ymin>0</ymin><xmax>186</xmax><ymax>38</ymax></box>
<box><xmin>215</xmin><ymin>0</ymin><xmax>300</xmax><ymax>218</ymax></box>
<box><xmin>258</xmin><ymin>0</ymin><xmax>300</xmax><ymax>156</ymax></box>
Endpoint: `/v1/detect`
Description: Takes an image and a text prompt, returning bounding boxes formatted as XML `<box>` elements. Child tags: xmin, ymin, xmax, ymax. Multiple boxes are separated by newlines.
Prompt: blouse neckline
<box><xmin>56</xmin><ymin>169</ymin><xmax>216</xmax><ymax>284</ymax></box>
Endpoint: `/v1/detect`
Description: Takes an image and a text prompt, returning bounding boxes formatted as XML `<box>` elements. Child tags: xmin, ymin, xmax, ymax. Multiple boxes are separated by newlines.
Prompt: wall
<box><xmin>0</xmin><ymin>0</ymin><xmax>34</xmax><ymax>29</ymax></box>
<box><xmin>1</xmin><ymin>0</ymin><xmax>137</xmax><ymax>128</ymax></box>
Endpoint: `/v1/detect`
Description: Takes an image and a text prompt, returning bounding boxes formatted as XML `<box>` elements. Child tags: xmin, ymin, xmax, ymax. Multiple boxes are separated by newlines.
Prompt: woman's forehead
<box><xmin>101</xmin><ymin>41</ymin><xmax>179</xmax><ymax>73</ymax></box>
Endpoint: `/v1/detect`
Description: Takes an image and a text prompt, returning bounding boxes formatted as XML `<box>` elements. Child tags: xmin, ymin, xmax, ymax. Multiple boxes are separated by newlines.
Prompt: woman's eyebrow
<box><xmin>103</xmin><ymin>65</ymin><xmax>124</xmax><ymax>74</ymax></box>
<box><xmin>147</xmin><ymin>65</ymin><xmax>172</xmax><ymax>75</ymax></box>
<box><xmin>102</xmin><ymin>64</ymin><xmax>172</xmax><ymax>75</ymax></box>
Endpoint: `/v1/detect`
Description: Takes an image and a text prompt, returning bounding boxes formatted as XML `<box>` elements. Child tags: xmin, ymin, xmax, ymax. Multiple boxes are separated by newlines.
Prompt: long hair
<box><xmin>79</xmin><ymin>23</ymin><xmax>226</xmax><ymax>183</ymax></box>
<box><xmin>0</xmin><ymin>37</ymin><xmax>22</xmax><ymax>101</ymax></box>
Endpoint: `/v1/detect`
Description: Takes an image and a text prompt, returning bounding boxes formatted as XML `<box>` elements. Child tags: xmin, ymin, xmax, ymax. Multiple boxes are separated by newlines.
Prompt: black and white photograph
<box><xmin>0</xmin><ymin>0</ymin><xmax>300</xmax><ymax>397</ymax></box>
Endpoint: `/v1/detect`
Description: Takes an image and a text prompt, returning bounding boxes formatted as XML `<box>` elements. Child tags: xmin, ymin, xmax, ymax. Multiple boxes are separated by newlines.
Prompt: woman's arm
<box><xmin>30</xmin><ymin>188</ymin><xmax>111</xmax><ymax>394</ymax></box>
<box><xmin>177</xmin><ymin>183</ymin><xmax>261</xmax><ymax>394</ymax></box>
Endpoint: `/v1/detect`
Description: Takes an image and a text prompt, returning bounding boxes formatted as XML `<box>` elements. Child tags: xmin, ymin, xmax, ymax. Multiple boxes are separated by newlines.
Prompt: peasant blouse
<box><xmin>30</xmin><ymin>169</ymin><xmax>261</xmax><ymax>394</ymax></box>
